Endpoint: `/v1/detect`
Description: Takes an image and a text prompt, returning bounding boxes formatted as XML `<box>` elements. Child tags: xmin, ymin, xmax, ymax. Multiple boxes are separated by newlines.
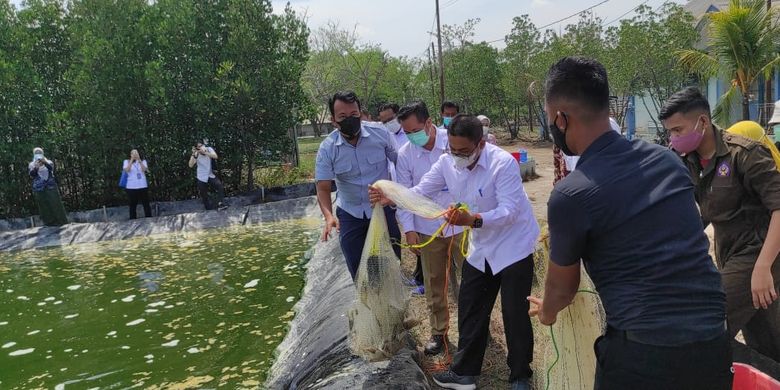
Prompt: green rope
<box><xmin>544</xmin><ymin>289</ymin><xmax>598</xmax><ymax>390</ymax></box>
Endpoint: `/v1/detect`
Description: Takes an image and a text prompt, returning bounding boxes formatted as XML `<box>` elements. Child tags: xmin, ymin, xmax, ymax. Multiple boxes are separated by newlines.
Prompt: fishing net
<box><xmin>372</xmin><ymin>180</ymin><xmax>444</xmax><ymax>219</ymax></box>
<box><xmin>348</xmin><ymin>204</ymin><xmax>410</xmax><ymax>361</ymax></box>
<box><xmin>534</xmin><ymin>224</ymin><xmax>606</xmax><ymax>390</ymax></box>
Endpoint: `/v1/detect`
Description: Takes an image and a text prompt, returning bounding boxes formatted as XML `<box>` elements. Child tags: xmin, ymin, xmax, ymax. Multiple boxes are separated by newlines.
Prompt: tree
<box><xmin>502</xmin><ymin>15</ymin><xmax>541</xmax><ymax>139</ymax></box>
<box><xmin>0</xmin><ymin>0</ymin><xmax>309</xmax><ymax>219</ymax></box>
<box><xmin>607</xmin><ymin>3</ymin><xmax>697</xmax><ymax>143</ymax></box>
<box><xmin>678</xmin><ymin>0</ymin><xmax>780</xmax><ymax>124</ymax></box>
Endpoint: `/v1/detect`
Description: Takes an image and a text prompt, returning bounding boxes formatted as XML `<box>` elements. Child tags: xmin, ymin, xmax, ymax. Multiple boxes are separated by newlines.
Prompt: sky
<box><xmin>270</xmin><ymin>0</ymin><xmax>688</xmax><ymax>58</ymax></box>
<box><xmin>9</xmin><ymin>0</ymin><xmax>688</xmax><ymax>59</ymax></box>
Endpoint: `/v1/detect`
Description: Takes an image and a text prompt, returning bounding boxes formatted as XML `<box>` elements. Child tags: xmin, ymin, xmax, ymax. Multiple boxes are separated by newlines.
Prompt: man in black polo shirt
<box><xmin>528</xmin><ymin>57</ymin><xmax>732</xmax><ymax>389</ymax></box>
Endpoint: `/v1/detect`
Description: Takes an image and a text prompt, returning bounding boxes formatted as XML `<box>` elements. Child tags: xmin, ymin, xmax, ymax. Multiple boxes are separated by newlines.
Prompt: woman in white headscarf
<box><xmin>477</xmin><ymin>115</ymin><xmax>498</xmax><ymax>145</ymax></box>
<box><xmin>28</xmin><ymin>147</ymin><xmax>68</xmax><ymax>226</ymax></box>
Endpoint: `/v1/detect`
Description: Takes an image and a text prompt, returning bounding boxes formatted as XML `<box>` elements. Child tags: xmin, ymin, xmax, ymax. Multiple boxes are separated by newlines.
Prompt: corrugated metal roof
<box><xmin>684</xmin><ymin>0</ymin><xmax>730</xmax><ymax>21</ymax></box>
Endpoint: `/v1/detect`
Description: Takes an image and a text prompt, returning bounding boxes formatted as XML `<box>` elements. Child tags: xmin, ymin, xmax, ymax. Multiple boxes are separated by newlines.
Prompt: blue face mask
<box><xmin>442</xmin><ymin>117</ymin><xmax>452</xmax><ymax>127</ymax></box>
<box><xmin>406</xmin><ymin>128</ymin><xmax>430</xmax><ymax>147</ymax></box>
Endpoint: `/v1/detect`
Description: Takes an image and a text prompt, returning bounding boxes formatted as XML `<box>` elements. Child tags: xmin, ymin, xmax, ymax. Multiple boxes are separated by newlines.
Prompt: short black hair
<box><xmin>448</xmin><ymin>114</ymin><xmax>483</xmax><ymax>144</ymax></box>
<box><xmin>440</xmin><ymin>101</ymin><xmax>460</xmax><ymax>114</ymax></box>
<box><xmin>544</xmin><ymin>56</ymin><xmax>609</xmax><ymax>112</ymax></box>
<box><xmin>398</xmin><ymin>101</ymin><xmax>430</xmax><ymax>124</ymax></box>
<box><xmin>328</xmin><ymin>91</ymin><xmax>361</xmax><ymax>117</ymax></box>
<box><xmin>379</xmin><ymin>103</ymin><xmax>399</xmax><ymax>114</ymax></box>
<box><xmin>659</xmin><ymin>87</ymin><xmax>711</xmax><ymax>121</ymax></box>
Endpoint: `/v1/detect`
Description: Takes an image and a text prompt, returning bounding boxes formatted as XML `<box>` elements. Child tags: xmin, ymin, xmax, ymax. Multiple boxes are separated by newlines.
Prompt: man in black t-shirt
<box><xmin>528</xmin><ymin>57</ymin><xmax>732</xmax><ymax>389</ymax></box>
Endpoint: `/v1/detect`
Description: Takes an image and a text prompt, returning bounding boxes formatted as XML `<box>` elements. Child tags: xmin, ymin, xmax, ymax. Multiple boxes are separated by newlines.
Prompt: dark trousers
<box><xmin>197</xmin><ymin>177</ymin><xmax>224</xmax><ymax>210</ymax></box>
<box><xmin>722</xmin><ymin>255</ymin><xmax>780</xmax><ymax>361</ymax></box>
<box><xmin>413</xmin><ymin>254</ymin><xmax>424</xmax><ymax>286</ymax></box>
<box><xmin>451</xmin><ymin>256</ymin><xmax>534</xmax><ymax>381</ymax></box>
<box><xmin>594</xmin><ymin>329</ymin><xmax>733</xmax><ymax>390</ymax></box>
<box><xmin>336</xmin><ymin>206</ymin><xmax>402</xmax><ymax>281</ymax></box>
<box><xmin>126</xmin><ymin>188</ymin><xmax>152</xmax><ymax>219</ymax></box>
<box><xmin>34</xmin><ymin>186</ymin><xmax>68</xmax><ymax>226</ymax></box>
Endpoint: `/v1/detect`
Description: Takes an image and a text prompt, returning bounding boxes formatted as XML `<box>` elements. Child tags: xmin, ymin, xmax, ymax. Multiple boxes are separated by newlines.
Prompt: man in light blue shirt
<box><xmin>315</xmin><ymin>91</ymin><xmax>402</xmax><ymax>280</ymax></box>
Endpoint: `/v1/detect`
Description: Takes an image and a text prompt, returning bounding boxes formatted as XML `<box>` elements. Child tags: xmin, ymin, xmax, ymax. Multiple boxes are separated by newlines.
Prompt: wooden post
<box><xmin>435</xmin><ymin>0</ymin><xmax>445</xmax><ymax>104</ymax></box>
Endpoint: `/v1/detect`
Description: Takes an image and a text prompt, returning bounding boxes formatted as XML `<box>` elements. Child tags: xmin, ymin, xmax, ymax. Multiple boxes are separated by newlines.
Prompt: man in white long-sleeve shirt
<box><xmin>396</xmin><ymin>101</ymin><xmax>466</xmax><ymax>355</ymax></box>
<box><xmin>370</xmin><ymin>114</ymin><xmax>539</xmax><ymax>390</ymax></box>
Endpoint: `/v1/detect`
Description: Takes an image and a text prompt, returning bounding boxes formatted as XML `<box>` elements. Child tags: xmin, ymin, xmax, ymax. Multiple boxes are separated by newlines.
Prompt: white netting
<box><xmin>372</xmin><ymin>180</ymin><xmax>445</xmax><ymax>219</ymax></box>
<box><xmin>348</xmin><ymin>204</ymin><xmax>410</xmax><ymax>361</ymax></box>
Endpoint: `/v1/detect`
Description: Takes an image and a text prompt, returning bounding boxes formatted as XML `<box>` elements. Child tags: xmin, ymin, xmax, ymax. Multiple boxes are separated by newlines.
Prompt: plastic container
<box><xmin>511</xmin><ymin>152</ymin><xmax>521</xmax><ymax>162</ymax></box>
<box><xmin>519</xmin><ymin>149</ymin><xmax>528</xmax><ymax>163</ymax></box>
<box><xmin>732</xmin><ymin>363</ymin><xmax>780</xmax><ymax>390</ymax></box>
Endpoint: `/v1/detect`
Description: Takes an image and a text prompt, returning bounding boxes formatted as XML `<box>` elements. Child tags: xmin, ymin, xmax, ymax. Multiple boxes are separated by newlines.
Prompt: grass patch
<box><xmin>296</xmin><ymin>137</ymin><xmax>324</xmax><ymax>179</ymax></box>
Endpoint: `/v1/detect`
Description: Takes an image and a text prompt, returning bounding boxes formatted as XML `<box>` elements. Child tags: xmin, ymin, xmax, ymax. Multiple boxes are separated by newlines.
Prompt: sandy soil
<box><xmin>402</xmin><ymin>138</ymin><xmax>556</xmax><ymax>389</ymax></box>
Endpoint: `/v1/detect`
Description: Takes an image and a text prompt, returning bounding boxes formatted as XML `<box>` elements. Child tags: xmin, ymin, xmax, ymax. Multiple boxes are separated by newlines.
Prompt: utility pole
<box><xmin>765</xmin><ymin>0</ymin><xmax>773</xmax><ymax>126</ymax></box>
<box><xmin>435</xmin><ymin>0</ymin><xmax>445</xmax><ymax>105</ymax></box>
<box><xmin>428</xmin><ymin>43</ymin><xmax>437</xmax><ymax>102</ymax></box>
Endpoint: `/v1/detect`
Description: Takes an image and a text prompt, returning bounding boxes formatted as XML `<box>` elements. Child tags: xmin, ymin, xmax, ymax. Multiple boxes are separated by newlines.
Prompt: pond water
<box><xmin>0</xmin><ymin>218</ymin><xmax>320</xmax><ymax>389</ymax></box>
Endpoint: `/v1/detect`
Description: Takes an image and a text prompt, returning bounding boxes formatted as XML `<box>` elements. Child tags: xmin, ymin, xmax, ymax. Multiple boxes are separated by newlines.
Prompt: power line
<box><xmin>537</xmin><ymin>0</ymin><xmax>610</xmax><ymax>30</ymax></box>
<box><xmin>442</xmin><ymin>0</ymin><xmax>460</xmax><ymax>10</ymax></box>
<box><xmin>481</xmin><ymin>0</ymin><xmax>610</xmax><ymax>45</ymax></box>
<box><xmin>602</xmin><ymin>0</ymin><xmax>652</xmax><ymax>26</ymax></box>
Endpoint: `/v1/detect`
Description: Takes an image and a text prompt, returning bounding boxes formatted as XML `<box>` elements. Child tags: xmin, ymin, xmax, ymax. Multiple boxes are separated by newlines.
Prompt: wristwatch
<box><xmin>472</xmin><ymin>213</ymin><xmax>483</xmax><ymax>228</ymax></box>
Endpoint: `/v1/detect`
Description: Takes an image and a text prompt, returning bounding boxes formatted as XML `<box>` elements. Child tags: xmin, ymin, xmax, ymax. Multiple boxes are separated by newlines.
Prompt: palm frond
<box><xmin>713</xmin><ymin>84</ymin><xmax>738</xmax><ymax>126</ymax></box>
<box><xmin>759</xmin><ymin>54</ymin><xmax>780</xmax><ymax>80</ymax></box>
<box><xmin>677</xmin><ymin>49</ymin><xmax>720</xmax><ymax>78</ymax></box>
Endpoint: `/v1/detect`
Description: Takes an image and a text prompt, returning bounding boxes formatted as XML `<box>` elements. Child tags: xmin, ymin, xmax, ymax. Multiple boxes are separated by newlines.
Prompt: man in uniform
<box><xmin>660</xmin><ymin>86</ymin><xmax>780</xmax><ymax>362</ymax></box>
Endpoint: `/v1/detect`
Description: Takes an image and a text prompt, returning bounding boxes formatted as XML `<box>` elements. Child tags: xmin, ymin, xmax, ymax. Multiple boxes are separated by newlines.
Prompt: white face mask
<box><xmin>483</xmin><ymin>126</ymin><xmax>490</xmax><ymax>136</ymax></box>
<box><xmin>453</xmin><ymin>147</ymin><xmax>481</xmax><ymax>170</ymax></box>
<box><xmin>385</xmin><ymin>118</ymin><xmax>402</xmax><ymax>134</ymax></box>
<box><xmin>33</xmin><ymin>153</ymin><xmax>44</xmax><ymax>161</ymax></box>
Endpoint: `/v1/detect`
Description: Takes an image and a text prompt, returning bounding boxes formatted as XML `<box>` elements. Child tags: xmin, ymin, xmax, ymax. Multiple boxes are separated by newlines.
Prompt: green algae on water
<box><xmin>0</xmin><ymin>218</ymin><xmax>319</xmax><ymax>389</ymax></box>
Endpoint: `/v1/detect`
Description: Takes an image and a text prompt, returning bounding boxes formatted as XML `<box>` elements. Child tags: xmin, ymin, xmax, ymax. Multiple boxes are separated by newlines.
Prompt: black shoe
<box><xmin>432</xmin><ymin>369</ymin><xmax>477</xmax><ymax>390</ymax></box>
<box><xmin>424</xmin><ymin>335</ymin><xmax>447</xmax><ymax>355</ymax></box>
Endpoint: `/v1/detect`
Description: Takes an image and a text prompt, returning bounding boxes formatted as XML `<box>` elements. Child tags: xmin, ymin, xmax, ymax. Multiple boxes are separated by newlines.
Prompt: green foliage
<box><xmin>0</xmin><ymin>0</ymin><xmax>309</xmax><ymax>218</ymax></box>
<box><xmin>298</xmin><ymin>3</ymin><xmax>699</xmax><ymax>143</ymax></box>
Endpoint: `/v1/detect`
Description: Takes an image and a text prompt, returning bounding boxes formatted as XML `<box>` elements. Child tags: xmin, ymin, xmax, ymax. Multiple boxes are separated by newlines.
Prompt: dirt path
<box><xmin>402</xmin><ymin>139</ymin><xmax>555</xmax><ymax>389</ymax></box>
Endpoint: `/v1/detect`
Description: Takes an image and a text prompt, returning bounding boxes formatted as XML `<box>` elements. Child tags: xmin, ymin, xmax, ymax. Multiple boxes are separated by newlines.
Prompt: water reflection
<box><xmin>0</xmin><ymin>218</ymin><xmax>319</xmax><ymax>389</ymax></box>
<box><xmin>207</xmin><ymin>263</ymin><xmax>224</xmax><ymax>285</ymax></box>
<box><xmin>138</xmin><ymin>271</ymin><xmax>163</xmax><ymax>293</ymax></box>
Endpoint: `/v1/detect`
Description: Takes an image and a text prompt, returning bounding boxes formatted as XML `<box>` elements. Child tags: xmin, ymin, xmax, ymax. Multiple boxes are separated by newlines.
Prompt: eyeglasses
<box><xmin>447</xmin><ymin>145</ymin><xmax>477</xmax><ymax>158</ymax></box>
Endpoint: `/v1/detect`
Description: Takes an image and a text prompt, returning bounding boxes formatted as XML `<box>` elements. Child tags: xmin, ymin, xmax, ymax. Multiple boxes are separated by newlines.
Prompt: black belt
<box><xmin>606</xmin><ymin>323</ymin><xmax>727</xmax><ymax>347</ymax></box>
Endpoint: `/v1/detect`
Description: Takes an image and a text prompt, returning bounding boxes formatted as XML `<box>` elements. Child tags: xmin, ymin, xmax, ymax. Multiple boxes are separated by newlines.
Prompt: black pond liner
<box><xmin>264</xmin><ymin>238</ymin><xmax>429</xmax><ymax>390</ymax></box>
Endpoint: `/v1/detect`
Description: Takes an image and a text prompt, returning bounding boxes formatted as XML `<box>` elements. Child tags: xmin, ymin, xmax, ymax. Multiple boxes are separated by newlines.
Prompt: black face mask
<box><xmin>549</xmin><ymin>112</ymin><xmax>575</xmax><ymax>156</ymax></box>
<box><xmin>338</xmin><ymin>116</ymin><xmax>362</xmax><ymax>140</ymax></box>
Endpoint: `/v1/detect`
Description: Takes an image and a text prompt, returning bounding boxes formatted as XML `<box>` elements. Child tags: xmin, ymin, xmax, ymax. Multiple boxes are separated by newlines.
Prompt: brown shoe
<box><xmin>424</xmin><ymin>335</ymin><xmax>447</xmax><ymax>355</ymax></box>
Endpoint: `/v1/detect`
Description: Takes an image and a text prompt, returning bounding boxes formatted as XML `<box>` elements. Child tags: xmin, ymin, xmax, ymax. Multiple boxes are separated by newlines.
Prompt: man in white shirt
<box><xmin>188</xmin><ymin>140</ymin><xmax>226</xmax><ymax>210</ymax></box>
<box><xmin>370</xmin><ymin>114</ymin><xmax>539</xmax><ymax>390</ymax></box>
<box><xmin>396</xmin><ymin>101</ymin><xmax>465</xmax><ymax>355</ymax></box>
<box><xmin>379</xmin><ymin>103</ymin><xmax>409</xmax><ymax>150</ymax></box>
<box><xmin>381</xmin><ymin>102</ymin><xmax>425</xmax><ymax>291</ymax></box>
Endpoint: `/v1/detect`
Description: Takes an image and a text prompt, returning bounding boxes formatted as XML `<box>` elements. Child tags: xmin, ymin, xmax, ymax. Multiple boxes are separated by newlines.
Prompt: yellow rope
<box><xmin>399</xmin><ymin>203</ymin><xmax>472</xmax><ymax>258</ymax></box>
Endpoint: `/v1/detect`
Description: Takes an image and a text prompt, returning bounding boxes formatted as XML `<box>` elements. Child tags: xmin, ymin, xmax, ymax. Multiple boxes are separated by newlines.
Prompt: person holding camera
<box><xmin>123</xmin><ymin>149</ymin><xmax>152</xmax><ymax>219</ymax></box>
<box><xmin>28</xmin><ymin>147</ymin><xmax>68</xmax><ymax>226</ymax></box>
<box><xmin>188</xmin><ymin>140</ymin><xmax>226</xmax><ymax>210</ymax></box>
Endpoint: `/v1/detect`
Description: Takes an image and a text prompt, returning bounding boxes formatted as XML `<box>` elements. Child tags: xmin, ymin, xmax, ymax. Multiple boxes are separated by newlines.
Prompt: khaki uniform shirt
<box><xmin>684</xmin><ymin>126</ymin><xmax>780</xmax><ymax>268</ymax></box>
